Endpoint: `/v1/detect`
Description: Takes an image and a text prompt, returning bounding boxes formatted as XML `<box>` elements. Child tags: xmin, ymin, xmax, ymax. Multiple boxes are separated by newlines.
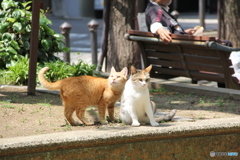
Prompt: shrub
<box><xmin>0</xmin><ymin>58</ymin><xmax>97</xmax><ymax>85</ymax></box>
<box><xmin>0</xmin><ymin>0</ymin><xmax>97</xmax><ymax>86</ymax></box>
<box><xmin>38</xmin><ymin>60</ymin><xmax>75</xmax><ymax>82</ymax></box>
<box><xmin>0</xmin><ymin>0</ymin><xmax>68</xmax><ymax>69</ymax></box>
<box><xmin>1</xmin><ymin>55</ymin><xmax>29</xmax><ymax>85</ymax></box>
<box><xmin>38</xmin><ymin>60</ymin><xmax>97</xmax><ymax>83</ymax></box>
<box><xmin>71</xmin><ymin>60</ymin><xmax>97</xmax><ymax>77</ymax></box>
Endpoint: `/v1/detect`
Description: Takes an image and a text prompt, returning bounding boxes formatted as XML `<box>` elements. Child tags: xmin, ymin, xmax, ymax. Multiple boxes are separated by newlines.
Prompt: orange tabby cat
<box><xmin>38</xmin><ymin>66</ymin><xmax>128</xmax><ymax>126</ymax></box>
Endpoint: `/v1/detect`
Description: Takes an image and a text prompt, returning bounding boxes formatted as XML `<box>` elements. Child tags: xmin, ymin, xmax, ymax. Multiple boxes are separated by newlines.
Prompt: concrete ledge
<box><xmin>0</xmin><ymin>117</ymin><xmax>239</xmax><ymax>159</ymax></box>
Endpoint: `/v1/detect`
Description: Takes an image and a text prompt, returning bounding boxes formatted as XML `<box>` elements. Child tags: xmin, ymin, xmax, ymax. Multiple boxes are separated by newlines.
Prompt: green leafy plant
<box><xmin>0</xmin><ymin>0</ymin><xmax>68</xmax><ymax>69</ymax></box>
<box><xmin>215</xmin><ymin>98</ymin><xmax>225</xmax><ymax>107</ymax></box>
<box><xmin>39</xmin><ymin>60</ymin><xmax>97</xmax><ymax>83</ymax></box>
<box><xmin>199</xmin><ymin>98</ymin><xmax>205</xmax><ymax>104</ymax></box>
<box><xmin>38</xmin><ymin>60</ymin><xmax>75</xmax><ymax>82</ymax></box>
<box><xmin>2</xmin><ymin>55</ymin><xmax>29</xmax><ymax>85</ymax></box>
<box><xmin>71</xmin><ymin>60</ymin><xmax>97</xmax><ymax>76</ymax></box>
<box><xmin>0</xmin><ymin>57</ymin><xmax>97</xmax><ymax>85</ymax></box>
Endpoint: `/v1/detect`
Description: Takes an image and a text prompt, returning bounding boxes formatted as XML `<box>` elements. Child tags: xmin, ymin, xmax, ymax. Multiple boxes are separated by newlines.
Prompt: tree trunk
<box><xmin>218</xmin><ymin>0</ymin><xmax>240</xmax><ymax>47</ymax></box>
<box><xmin>106</xmin><ymin>0</ymin><xmax>137</xmax><ymax>72</ymax></box>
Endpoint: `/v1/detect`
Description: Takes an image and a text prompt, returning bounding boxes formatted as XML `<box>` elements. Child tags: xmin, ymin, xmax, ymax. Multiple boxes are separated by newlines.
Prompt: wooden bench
<box><xmin>124</xmin><ymin>30</ymin><xmax>240</xmax><ymax>90</ymax></box>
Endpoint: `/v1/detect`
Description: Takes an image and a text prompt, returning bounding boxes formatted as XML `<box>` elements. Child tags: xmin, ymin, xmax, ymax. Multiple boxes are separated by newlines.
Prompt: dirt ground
<box><xmin>0</xmin><ymin>86</ymin><xmax>240</xmax><ymax>138</ymax></box>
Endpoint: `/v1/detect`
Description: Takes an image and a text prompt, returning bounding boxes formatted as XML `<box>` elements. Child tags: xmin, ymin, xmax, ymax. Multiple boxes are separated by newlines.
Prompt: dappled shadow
<box><xmin>151</xmin><ymin>91</ymin><xmax>240</xmax><ymax>119</ymax></box>
<box><xmin>0</xmin><ymin>86</ymin><xmax>62</xmax><ymax>106</ymax></box>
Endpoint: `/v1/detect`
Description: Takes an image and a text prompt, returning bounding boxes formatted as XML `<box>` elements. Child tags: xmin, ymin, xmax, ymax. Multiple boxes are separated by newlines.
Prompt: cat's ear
<box><xmin>130</xmin><ymin>66</ymin><xmax>137</xmax><ymax>75</ymax></box>
<box><xmin>145</xmin><ymin>65</ymin><xmax>152</xmax><ymax>73</ymax></box>
<box><xmin>110</xmin><ymin>66</ymin><xmax>116</xmax><ymax>73</ymax></box>
<box><xmin>120</xmin><ymin>67</ymin><xmax>128</xmax><ymax>77</ymax></box>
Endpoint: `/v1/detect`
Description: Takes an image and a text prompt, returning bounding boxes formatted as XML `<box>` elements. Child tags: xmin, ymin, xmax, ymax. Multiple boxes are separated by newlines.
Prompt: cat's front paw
<box><xmin>132</xmin><ymin>121</ymin><xmax>140</xmax><ymax>127</ymax></box>
<box><xmin>107</xmin><ymin>116</ymin><xmax>118</xmax><ymax>123</ymax></box>
<box><xmin>151</xmin><ymin>122</ymin><xmax>160</xmax><ymax>127</ymax></box>
<box><xmin>100</xmin><ymin>120</ymin><xmax>108</xmax><ymax>125</ymax></box>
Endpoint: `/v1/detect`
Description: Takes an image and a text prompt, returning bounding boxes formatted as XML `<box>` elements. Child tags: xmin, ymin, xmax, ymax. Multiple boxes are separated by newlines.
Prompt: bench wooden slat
<box><xmin>184</xmin><ymin>56</ymin><xmax>221</xmax><ymax>66</ymax></box>
<box><xmin>144</xmin><ymin>43</ymin><xmax>221</xmax><ymax>58</ymax></box>
<box><xmin>186</xmin><ymin>63</ymin><xmax>223</xmax><ymax>73</ymax></box>
<box><xmin>190</xmin><ymin>72</ymin><xmax>224</xmax><ymax>83</ymax></box>
<box><xmin>182</xmin><ymin>47</ymin><xmax>221</xmax><ymax>57</ymax></box>
<box><xmin>146</xmin><ymin>51</ymin><xmax>222</xmax><ymax>66</ymax></box>
<box><xmin>144</xmin><ymin>43</ymin><xmax>181</xmax><ymax>53</ymax></box>
<box><xmin>148</xmin><ymin>59</ymin><xmax>183</xmax><ymax>69</ymax></box>
<box><xmin>151</xmin><ymin>67</ymin><xmax>190</xmax><ymax>77</ymax></box>
<box><xmin>152</xmin><ymin>66</ymin><xmax>225</xmax><ymax>83</ymax></box>
<box><xmin>149</xmin><ymin>58</ymin><xmax>223</xmax><ymax>74</ymax></box>
<box><xmin>147</xmin><ymin>51</ymin><xmax>182</xmax><ymax>61</ymax></box>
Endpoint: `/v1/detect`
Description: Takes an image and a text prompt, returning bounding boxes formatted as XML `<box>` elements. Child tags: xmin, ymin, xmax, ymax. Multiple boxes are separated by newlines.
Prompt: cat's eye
<box><xmin>117</xmin><ymin>76</ymin><xmax>120</xmax><ymax>78</ymax></box>
<box><xmin>146</xmin><ymin>79</ymin><xmax>149</xmax><ymax>82</ymax></box>
<box><xmin>139</xmin><ymin>79</ymin><xmax>142</xmax><ymax>82</ymax></box>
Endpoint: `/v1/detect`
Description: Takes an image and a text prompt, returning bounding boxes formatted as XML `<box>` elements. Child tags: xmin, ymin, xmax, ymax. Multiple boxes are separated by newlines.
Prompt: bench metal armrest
<box><xmin>124</xmin><ymin>33</ymin><xmax>208</xmax><ymax>46</ymax></box>
<box><xmin>207</xmin><ymin>41</ymin><xmax>240</xmax><ymax>52</ymax></box>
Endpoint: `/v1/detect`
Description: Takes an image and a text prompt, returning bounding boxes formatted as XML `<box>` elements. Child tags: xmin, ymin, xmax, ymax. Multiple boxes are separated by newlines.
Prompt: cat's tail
<box><xmin>155</xmin><ymin>109</ymin><xmax>177</xmax><ymax>122</ymax></box>
<box><xmin>38</xmin><ymin>67</ymin><xmax>62</xmax><ymax>90</ymax></box>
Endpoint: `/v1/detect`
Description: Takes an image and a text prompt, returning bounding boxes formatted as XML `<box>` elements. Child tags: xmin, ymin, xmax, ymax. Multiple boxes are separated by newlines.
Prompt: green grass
<box><xmin>18</xmin><ymin>106</ymin><xmax>25</xmax><ymax>113</ymax></box>
<box><xmin>37</xmin><ymin>100</ymin><xmax>51</xmax><ymax>107</ymax></box>
<box><xmin>215</xmin><ymin>100</ymin><xmax>225</xmax><ymax>107</ymax></box>
<box><xmin>37</xmin><ymin>103</ymin><xmax>51</xmax><ymax>109</ymax></box>
<box><xmin>0</xmin><ymin>100</ymin><xmax>11</xmax><ymax>104</ymax></box>
<box><xmin>62</xmin><ymin>119</ymin><xmax>72</xmax><ymax>131</ymax></box>
<box><xmin>150</xmin><ymin>87</ymin><xmax>168</xmax><ymax>93</ymax></box>
<box><xmin>199</xmin><ymin>98</ymin><xmax>205</xmax><ymax>104</ymax></box>
<box><xmin>39</xmin><ymin>120</ymin><xmax>43</xmax><ymax>125</ymax></box>
<box><xmin>0</xmin><ymin>105</ymin><xmax>15</xmax><ymax>109</ymax></box>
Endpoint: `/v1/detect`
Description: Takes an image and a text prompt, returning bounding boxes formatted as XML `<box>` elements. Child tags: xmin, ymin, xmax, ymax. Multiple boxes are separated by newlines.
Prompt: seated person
<box><xmin>145</xmin><ymin>0</ymin><xmax>232</xmax><ymax>47</ymax></box>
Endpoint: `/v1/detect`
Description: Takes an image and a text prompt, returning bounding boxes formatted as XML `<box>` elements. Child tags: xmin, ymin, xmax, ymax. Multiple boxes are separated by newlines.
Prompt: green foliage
<box><xmin>71</xmin><ymin>60</ymin><xmax>97</xmax><ymax>77</ymax></box>
<box><xmin>0</xmin><ymin>0</ymin><xmax>96</xmax><ymax>85</ymax></box>
<box><xmin>39</xmin><ymin>60</ymin><xmax>75</xmax><ymax>82</ymax></box>
<box><xmin>0</xmin><ymin>0</ymin><xmax>68</xmax><ymax>69</ymax></box>
<box><xmin>39</xmin><ymin>60</ymin><xmax>97</xmax><ymax>83</ymax></box>
<box><xmin>1</xmin><ymin>56</ymin><xmax>29</xmax><ymax>85</ymax></box>
<box><xmin>0</xmin><ymin>56</ymin><xmax>97</xmax><ymax>85</ymax></box>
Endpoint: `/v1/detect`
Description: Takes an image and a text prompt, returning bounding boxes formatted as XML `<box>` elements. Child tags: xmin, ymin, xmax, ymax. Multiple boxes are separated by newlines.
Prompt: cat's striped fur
<box><xmin>38</xmin><ymin>66</ymin><xmax>128</xmax><ymax>126</ymax></box>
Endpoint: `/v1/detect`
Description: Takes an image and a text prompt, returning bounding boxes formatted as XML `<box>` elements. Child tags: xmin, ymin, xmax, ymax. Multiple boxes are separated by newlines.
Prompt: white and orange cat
<box><xmin>38</xmin><ymin>66</ymin><xmax>128</xmax><ymax>126</ymax></box>
<box><xmin>120</xmin><ymin>65</ymin><xmax>176</xmax><ymax>127</ymax></box>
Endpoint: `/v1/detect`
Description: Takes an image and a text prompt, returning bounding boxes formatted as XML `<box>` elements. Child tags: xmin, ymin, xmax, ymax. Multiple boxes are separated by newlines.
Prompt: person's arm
<box><xmin>184</xmin><ymin>28</ymin><xmax>197</xmax><ymax>35</ymax></box>
<box><xmin>150</xmin><ymin>22</ymin><xmax>172</xmax><ymax>44</ymax></box>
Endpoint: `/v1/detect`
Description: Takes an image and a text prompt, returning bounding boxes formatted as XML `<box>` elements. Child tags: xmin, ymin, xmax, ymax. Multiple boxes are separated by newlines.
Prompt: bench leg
<box><xmin>217</xmin><ymin>83</ymin><xmax>226</xmax><ymax>88</ymax></box>
<box><xmin>191</xmin><ymin>80</ymin><xmax>198</xmax><ymax>84</ymax></box>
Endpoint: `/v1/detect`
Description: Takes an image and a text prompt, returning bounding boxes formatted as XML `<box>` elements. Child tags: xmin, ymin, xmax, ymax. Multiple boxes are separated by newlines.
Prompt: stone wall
<box><xmin>0</xmin><ymin>118</ymin><xmax>239</xmax><ymax>159</ymax></box>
